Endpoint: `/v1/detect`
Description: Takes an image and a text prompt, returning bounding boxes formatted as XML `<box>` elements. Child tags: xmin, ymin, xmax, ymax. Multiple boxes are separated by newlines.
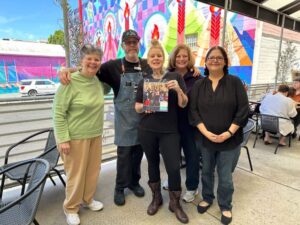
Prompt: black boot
<box><xmin>147</xmin><ymin>181</ymin><xmax>163</xmax><ymax>215</ymax></box>
<box><xmin>169</xmin><ymin>191</ymin><xmax>189</xmax><ymax>224</ymax></box>
<box><xmin>128</xmin><ymin>183</ymin><xmax>145</xmax><ymax>197</ymax></box>
<box><xmin>114</xmin><ymin>189</ymin><xmax>125</xmax><ymax>206</ymax></box>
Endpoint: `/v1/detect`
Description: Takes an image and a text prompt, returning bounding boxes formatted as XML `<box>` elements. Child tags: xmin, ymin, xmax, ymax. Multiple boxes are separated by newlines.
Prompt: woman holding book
<box><xmin>135</xmin><ymin>40</ymin><xmax>189</xmax><ymax>223</ymax></box>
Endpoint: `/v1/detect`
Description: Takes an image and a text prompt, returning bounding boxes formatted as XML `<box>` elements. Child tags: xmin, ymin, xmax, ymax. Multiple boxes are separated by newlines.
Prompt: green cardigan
<box><xmin>53</xmin><ymin>71</ymin><xmax>110</xmax><ymax>144</ymax></box>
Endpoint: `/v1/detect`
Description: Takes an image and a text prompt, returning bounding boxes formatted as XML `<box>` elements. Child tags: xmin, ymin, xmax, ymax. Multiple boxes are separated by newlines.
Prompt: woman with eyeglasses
<box><xmin>189</xmin><ymin>46</ymin><xmax>249</xmax><ymax>225</ymax></box>
<box><xmin>53</xmin><ymin>44</ymin><xmax>110</xmax><ymax>225</ymax></box>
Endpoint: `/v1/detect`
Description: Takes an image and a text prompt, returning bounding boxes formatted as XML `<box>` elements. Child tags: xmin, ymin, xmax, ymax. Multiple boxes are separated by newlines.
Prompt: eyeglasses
<box><xmin>124</xmin><ymin>40</ymin><xmax>139</xmax><ymax>46</ymax></box>
<box><xmin>207</xmin><ymin>56</ymin><xmax>224</xmax><ymax>61</ymax></box>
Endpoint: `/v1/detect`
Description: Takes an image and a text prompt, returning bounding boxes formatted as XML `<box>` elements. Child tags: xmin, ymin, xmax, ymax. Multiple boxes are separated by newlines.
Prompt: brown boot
<box><xmin>147</xmin><ymin>181</ymin><xmax>163</xmax><ymax>215</ymax></box>
<box><xmin>168</xmin><ymin>191</ymin><xmax>189</xmax><ymax>224</ymax></box>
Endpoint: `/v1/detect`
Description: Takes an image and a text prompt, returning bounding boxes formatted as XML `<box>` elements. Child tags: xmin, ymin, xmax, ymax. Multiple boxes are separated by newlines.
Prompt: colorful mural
<box><xmin>0</xmin><ymin>55</ymin><xmax>65</xmax><ymax>94</ymax></box>
<box><xmin>80</xmin><ymin>0</ymin><xmax>256</xmax><ymax>84</ymax></box>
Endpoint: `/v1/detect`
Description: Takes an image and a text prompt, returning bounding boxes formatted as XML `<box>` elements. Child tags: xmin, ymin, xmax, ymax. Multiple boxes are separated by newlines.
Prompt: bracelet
<box><xmin>227</xmin><ymin>130</ymin><xmax>233</xmax><ymax>137</ymax></box>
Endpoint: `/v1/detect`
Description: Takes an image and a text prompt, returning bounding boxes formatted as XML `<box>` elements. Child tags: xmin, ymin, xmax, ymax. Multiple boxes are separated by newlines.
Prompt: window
<box><xmin>185</xmin><ymin>33</ymin><xmax>198</xmax><ymax>50</ymax></box>
<box><xmin>35</xmin><ymin>81</ymin><xmax>46</xmax><ymax>85</ymax></box>
<box><xmin>21</xmin><ymin>81</ymin><xmax>32</xmax><ymax>85</ymax></box>
<box><xmin>44</xmin><ymin>81</ymin><xmax>52</xmax><ymax>85</ymax></box>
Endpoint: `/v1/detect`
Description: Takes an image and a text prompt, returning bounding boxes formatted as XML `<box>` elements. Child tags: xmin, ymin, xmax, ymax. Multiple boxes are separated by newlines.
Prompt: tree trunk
<box><xmin>61</xmin><ymin>0</ymin><xmax>70</xmax><ymax>67</ymax></box>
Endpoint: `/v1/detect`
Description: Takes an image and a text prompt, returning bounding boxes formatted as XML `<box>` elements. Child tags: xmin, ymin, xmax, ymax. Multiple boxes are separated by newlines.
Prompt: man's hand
<box><xmin>58</xmin><ymin>68</ymin><xmax>76</xmax><ymax>85</ymax></box>
<box><xmin>59</xmin><ymin>142</ymin><xmax>71</xmax><ymax>155</ymax></box>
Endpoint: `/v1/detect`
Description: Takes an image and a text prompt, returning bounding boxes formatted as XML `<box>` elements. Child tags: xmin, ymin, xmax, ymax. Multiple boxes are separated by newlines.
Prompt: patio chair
<box><xmin>248</xmin><ymin>101</ymin><xmax>260</xmax><ymax>134</ymax></box>
<box><xmin>0</xmin><ymin>159</ymin><xmax>50</xmax><ymax>225</ymax></box>
<box><xmin>253</xmin><ymin>114</ymin><xmax>292</xmax><ymax>154</ymax></box>
<box><xmin>0</xmin><ymin>128</ymin><xmax>65</xmax><ymax>199</ymax></box>
<box><xmin>241</xmin><ymin>119</ymin><xmax>255</xmax><ymax>171</ymax></box>
<box><xmin>248</xmin><ymin>101</ymin><xmax>260</xmax><ymax>120</ymax></box>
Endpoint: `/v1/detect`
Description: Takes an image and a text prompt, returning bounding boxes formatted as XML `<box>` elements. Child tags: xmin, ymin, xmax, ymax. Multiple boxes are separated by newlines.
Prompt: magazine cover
<box><xmin>143</xmin><ymin>79</ymin><xmax>168</xmax><ymax>112</ymax></box>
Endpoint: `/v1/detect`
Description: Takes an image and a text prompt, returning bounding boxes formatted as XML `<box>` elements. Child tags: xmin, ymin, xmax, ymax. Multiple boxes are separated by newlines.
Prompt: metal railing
<box><xmin>0</xmin><ymin>94</ymin><xmax>116</xmax><ymax>188</ymax></box>
<box><xmin>247</xmin><ymin>82</ymin><xmax>292</xmax><ymax>101</ymax></box>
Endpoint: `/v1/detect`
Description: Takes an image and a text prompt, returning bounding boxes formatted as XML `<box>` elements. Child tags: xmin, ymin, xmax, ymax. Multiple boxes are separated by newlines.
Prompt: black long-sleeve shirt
<box><xmin>189</xmin><ymin>75</ymin><xmax>249</xmax><ymax>151</ymax></box>
<box><xmin>96</xmin><ymin>58</ymin><xmax>152</xmax><ymax>98</ymax></box>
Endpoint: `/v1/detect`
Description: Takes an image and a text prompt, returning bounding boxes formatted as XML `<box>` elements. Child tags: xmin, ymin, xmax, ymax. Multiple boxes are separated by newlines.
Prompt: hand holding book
<box><xmin>166</xmin><ymin>80</ymin><xmax>180</xmax><ymax>92</ymax></box>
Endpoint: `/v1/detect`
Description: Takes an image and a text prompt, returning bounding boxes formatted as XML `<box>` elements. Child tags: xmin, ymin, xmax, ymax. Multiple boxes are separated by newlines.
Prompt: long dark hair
<box><xmin>204</xmin><ymin>46</ymin><xmax>229</xmax><ymax>76</ymax></box>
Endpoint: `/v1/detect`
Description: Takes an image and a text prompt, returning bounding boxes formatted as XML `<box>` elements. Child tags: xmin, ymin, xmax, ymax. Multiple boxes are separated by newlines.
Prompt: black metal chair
<box><xmin>248</xmin><ymin>101</ymin><xmax>260</xmax><ymax>134</ymax></box>
<box><xmin>241</xmin><ymin>119</ymin><xmax>255</xmax><ymax>171</ymax></box>
<box><xmin>253</xmin><ymin>114</ymin><xmax>292</xmax><ymax>154</ymax></box>
<box><xmin>0</xmin><ymin>159</ymin><xmax>50</xmax><ymax>225</ymax></box>
<box><xmin>0</xmin><ymin>128</ymin><xmax>65</xmax><ymax>199</ymax></box>
<box><xmin>248</xmin><ymin>101</ymin><xmax>260</xmax><ymax>119</ymax></box>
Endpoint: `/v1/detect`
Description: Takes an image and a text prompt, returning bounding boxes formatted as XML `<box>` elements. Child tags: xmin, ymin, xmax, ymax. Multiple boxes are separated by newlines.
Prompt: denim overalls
<box><xmin>114</xmin><ymin>58</ymin><xmax>144</xmax><ymax>146</ymax></box>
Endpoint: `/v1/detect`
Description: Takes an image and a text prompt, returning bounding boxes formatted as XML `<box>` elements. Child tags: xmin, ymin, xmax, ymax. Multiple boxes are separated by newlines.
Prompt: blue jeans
<box><xmin>200</xmin><ymin>144</ymin><xmax>240</xmax><ymax>211</ymax></box>
<box><xmin>180</xmin><ymin>128</ymin><xmax>200</xmax><ymax>191</ymax></box>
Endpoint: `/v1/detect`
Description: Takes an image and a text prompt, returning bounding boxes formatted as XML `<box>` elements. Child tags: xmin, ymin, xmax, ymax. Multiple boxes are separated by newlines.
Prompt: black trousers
<box><xmin>292</xmin><ymin>112</ymin><xmax>300</xmax><ymax>133</ymax></box>
<box><xmin>139</xmin><ymin>129</ymin><xmax>181</xmax><ymax>191</ymax></box>
<box><xmin>115</xmin><ymin>145</ymin><xmax>143</xmax><ymax>190</ymax></box>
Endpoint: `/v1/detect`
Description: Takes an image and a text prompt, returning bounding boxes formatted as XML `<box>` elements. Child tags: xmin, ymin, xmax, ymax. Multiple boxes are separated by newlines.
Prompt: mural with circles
<box><xmin>81</xmin><ymin>0</ymin><xmax>256</xmax><ymax>84</ymax></box>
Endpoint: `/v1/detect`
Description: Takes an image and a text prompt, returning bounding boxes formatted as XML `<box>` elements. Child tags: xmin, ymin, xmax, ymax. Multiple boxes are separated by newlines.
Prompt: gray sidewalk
<box><xmin>5</xmin><ymin>135</ymin><xmax>300</xmax><ymax>225</ymax></box>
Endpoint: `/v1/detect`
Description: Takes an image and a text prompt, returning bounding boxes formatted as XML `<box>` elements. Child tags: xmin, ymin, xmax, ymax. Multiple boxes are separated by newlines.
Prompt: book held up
<box><xmin>143</xmin><ymin>79</ymin><xmax>168</xmax><ymax>112</ymax></box>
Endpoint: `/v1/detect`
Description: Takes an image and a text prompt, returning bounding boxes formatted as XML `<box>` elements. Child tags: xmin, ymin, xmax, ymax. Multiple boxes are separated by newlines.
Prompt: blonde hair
<box><xmin>167</xmin><ymin>44</ymin><xmax>195</xmax><ymax>71</ymax></box>
<box><xmin>147</xmin><ymin>40</ymin><xmax>165</xmax><ymax>74</ymax></box>
<box><xmin>147</xmin><ymin>39</ymin><xmax>165</xmax><ymax>61</ymax></box>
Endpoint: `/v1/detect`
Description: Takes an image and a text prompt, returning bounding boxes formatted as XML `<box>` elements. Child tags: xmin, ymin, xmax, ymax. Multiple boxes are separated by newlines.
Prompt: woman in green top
<box><xmin>53</xmin><ymin>45</ymin><xmax>110</xmax><ymax>225</ymax></box>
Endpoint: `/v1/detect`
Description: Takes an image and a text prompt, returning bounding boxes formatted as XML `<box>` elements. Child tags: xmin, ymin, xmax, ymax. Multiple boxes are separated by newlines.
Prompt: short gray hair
<box><xmin>80</xmin><ymin>44</ymin><xmax>103</xmax><ymax>60</ymax></box>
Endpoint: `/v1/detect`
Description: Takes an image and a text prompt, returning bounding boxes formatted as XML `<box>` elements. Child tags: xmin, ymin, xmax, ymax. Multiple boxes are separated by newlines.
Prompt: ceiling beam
<box><xmin>278</xmin><ymin>0</ymin><xmax>300</xmax><ymax>15</ymax></box>
<box><xmin>194</xmin><ymin>0</ymin><xmax>300</xmax><ymax>32</ymax></box>
<box><xmin>251</xmin><ymin>0</ymin><xmax>269</xmax><ymax>4</ymax></box>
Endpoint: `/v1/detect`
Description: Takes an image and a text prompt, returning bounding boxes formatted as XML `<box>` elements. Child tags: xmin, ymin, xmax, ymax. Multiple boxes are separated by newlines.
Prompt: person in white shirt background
<box><xmin>260</xmin><ymin>84</ymin><xmax>298</xmax><ymax>146</ymax></box>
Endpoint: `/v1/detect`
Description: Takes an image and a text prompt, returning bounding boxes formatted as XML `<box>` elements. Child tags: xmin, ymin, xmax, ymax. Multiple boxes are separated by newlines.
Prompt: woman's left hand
<box><xmin>166</xmin><ymin>80</ymin><xmax>180</xmax><ymax>92</ymax></box>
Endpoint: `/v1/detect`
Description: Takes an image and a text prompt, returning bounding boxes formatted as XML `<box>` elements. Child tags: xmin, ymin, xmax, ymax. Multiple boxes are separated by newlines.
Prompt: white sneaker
<box><xmin>182</xmin><ymin>189</ymin><xmax>199</xmax><ymax>203</ymax></box>
<box><xmin>64</xmin><ymin>211</ymin><xmax>80</xmax><ymax>225</ymax></box>
<box><xmin>162</xmin><ymin>180</ymin><xmax>169</xmax><ymax>190</ymax></box>
<box><xmin>84</xmin><ymin>199</ymin><xmax>104</xmax><ymax>211</ymax></box>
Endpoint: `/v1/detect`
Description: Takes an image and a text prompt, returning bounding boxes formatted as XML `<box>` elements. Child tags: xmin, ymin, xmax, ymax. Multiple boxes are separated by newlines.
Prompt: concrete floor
<box><xmin>4</xmin><ymin>135</ymin><xmax>300</xmax><ymax>225</ymax></box>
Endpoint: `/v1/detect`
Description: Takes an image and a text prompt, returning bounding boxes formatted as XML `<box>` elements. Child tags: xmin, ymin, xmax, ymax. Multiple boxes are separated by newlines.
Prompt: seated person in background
<box><xmin>289</xmin><ymin>76</ymin><xmax>300</xmax><ymax>137</ymax></box>
<box><xmin>260</xmin><ymin>84</ymin><xmax>297</xmax><ymax>145</ymax></box>
<box><xmin>291</xmin><ymin>75</ymin><xmax>300</xmax><ymax>102</ymax></box>
<box><xmin>288</xmin><ymin>87</ymin><xmax>296</xmax><ymax>98</ymax></box>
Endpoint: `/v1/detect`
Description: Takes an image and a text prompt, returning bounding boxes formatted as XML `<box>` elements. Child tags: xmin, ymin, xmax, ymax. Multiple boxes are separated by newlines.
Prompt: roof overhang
<box><xmin>195</xmin><ymin>0</ymin><xmax>300</xmax><ymax>32</ymax></box>
<box><xmin>0</xmin><ymin>40</ymin><xmax>66</xmax><ymax>57</ymax></box>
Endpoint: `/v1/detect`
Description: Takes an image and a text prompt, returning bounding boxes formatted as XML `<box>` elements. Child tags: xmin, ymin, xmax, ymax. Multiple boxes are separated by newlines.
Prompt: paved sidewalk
<box><xmin>4</xmin><ymin>136</ymin><xmax>300</xmax><ymax>225</ymax></box>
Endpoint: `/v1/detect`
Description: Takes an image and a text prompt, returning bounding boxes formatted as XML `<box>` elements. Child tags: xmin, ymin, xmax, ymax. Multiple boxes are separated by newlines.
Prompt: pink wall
<box><xmin>0</xmin><ymin>54</ymin><xmax>65</xmax><ymax>83</ymax></box>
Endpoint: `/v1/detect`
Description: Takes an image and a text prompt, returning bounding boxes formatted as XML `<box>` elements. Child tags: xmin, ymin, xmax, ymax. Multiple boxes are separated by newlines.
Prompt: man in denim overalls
<box><xmin>99</xmin><ymin>30</ymin><xmax>152</xmax><ymax>205</ymax></box>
